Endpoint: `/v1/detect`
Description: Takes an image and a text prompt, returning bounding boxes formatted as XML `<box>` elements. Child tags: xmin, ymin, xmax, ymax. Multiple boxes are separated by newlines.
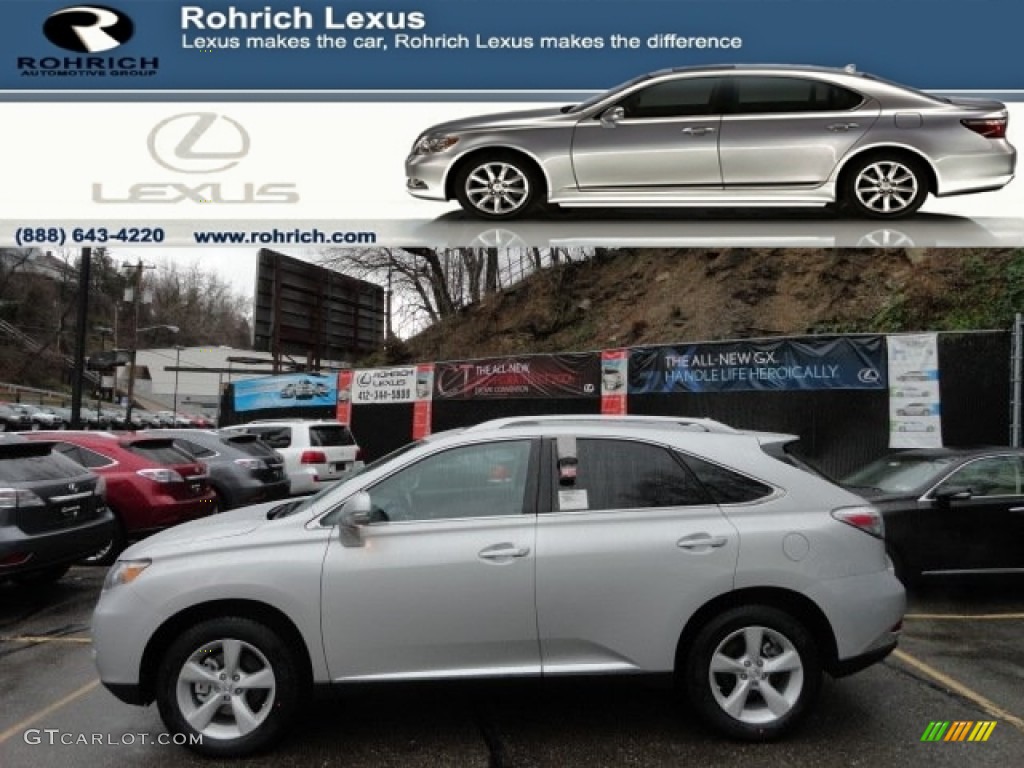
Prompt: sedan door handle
<box><xmin>681</xmin><ymin>126</ymin><xmax>716</xmax><ymax>136</ymax></box>
<box><xmin>677</xmin><ymin>534</ymin><xmax>729</xmax><ymax>550</ymax></box>
<box><xmin>478</xmin><ymin>543</ymin><xmax>531</xmax><ymax>561</ymax></box>
<box><xmin>827</xmin><ymin>123</ymin><xmax>860</xmax><ymax>132</ymax></box>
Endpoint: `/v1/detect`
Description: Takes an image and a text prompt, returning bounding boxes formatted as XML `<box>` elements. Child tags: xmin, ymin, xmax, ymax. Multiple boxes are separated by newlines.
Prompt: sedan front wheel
<box><xmin>455</xmin><ymin>153</ymin><xmax>542</xmax><ymax>220</ymax></box>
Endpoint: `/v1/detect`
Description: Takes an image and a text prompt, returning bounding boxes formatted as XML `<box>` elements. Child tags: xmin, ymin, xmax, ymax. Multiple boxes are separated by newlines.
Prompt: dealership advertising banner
<box><xmin>629</xmin><ymin>337</ymin><xmax>886</xmax><ymax>394</ymax></box>
<box><xmin>0</xmin><ymin>0</ymin><xmax>1022</xmax><ymax>247</ymax></box>
<box><xmin>351</xmin><ymin>367</ymin><xmax>419</xmax><ymax>404</ymax></box>
<box><xmin>233</xmin><ymin>371</ymin><xmax>337</xmax><ymax>411</ymax></box>
<box><xmin>434</xmin><ymin>354</ymin><xmax>600</xmax><ymax>400</ymax></box>
<box><xmin>887</xmin><ymin>333</ymin><xmax>942</xmax><ymax>448</ymax></box>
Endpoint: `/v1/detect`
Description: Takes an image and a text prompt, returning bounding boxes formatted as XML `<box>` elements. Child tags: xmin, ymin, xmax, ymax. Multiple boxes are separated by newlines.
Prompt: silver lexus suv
<box><xmin>406</xmin><ymin>64</ymin><xmax>1015</xmax><ymax>220</ymax></box>
<box><xmin>92</xmin><ymin>415</ymin><xmax>905</xmax><ymax>756</ymax></box>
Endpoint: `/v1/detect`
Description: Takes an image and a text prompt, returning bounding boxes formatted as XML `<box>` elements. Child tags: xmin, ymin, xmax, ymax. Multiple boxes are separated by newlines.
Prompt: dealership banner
<box><xmin>629</xmin><ymin>337</ymin><xmax>886</xmax><ymax>394</ymax></box>
<box><xmin>233</xmin><ymin>372</ymin><xmax>337</xmax><ymax>411</ymax></box>
<box><xmin>601</xmin><ymin>349</ymin><xmax>628</xmax><ymax>415</ymax></box>
<box><xmin>434</xmin><ymin>354</ymin><xmax>600</xmax><ymax>400</ymax></box>
<box><xmin>888</xmin><ymin>334</ymin><xmax>942</xmax><ymax>448</ymax></box>
<box><xmin>351</xmin><ymin>367</ymin><xmax>419</xmax><ymax>404</ymax></box>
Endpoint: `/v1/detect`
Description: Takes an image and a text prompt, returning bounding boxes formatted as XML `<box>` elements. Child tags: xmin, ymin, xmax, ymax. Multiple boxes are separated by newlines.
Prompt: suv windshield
<box><xmin>842</xmin><ymin>455</ymin><xmax>956</xmax><ymax>493</ymax></box>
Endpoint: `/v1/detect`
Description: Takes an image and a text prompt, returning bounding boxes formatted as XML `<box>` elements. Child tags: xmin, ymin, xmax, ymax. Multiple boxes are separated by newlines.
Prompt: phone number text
<box><xmin>15</xmin><ymin>227</ymin><xmax>166</xmax><ymax>246</ymax></box>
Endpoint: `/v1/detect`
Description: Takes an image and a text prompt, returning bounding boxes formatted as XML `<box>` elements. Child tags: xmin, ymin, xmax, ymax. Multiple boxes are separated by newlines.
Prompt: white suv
<box><xmin>220</xmin><ymin>419</ymin><xmax>361</xmax><ymax>495</ymax></box>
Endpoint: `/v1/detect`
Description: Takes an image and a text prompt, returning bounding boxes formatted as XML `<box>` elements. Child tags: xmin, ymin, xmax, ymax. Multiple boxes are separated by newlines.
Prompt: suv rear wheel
<box><xmin>156</xmin><ymin>616</ymin><xmax>302</xmax><ymax>757</ymax></box>
<box><xmin>684</xmin><ymin>605</ymin><xmax>822</xmax><ymax>741</ymax></box>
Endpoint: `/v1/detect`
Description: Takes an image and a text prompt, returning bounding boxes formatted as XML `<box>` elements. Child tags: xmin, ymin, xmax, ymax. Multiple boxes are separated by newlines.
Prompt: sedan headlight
<box><xmin>103</xmin><ymin>559</ymin><xmax>151</xmax><ymax>590</ymax></box>
<box><xmin>413</xmin><ymin>133</ymin><xmax>460</xmax><ymax>155</ymax></box>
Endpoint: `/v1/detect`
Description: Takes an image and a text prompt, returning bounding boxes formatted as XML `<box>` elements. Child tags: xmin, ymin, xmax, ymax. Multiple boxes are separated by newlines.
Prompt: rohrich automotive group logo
<box><xmin>43</xmin><ymin>5</ymin><xmax>134</xmax><ymax>52</ymax></box>
<box><xmin>17</xmin><ymin>4</ymin><xmax>157</xmax><ymax>79</ymax></box>
<box><xmin>92</xmin><ymin>112</ymin><xmax>300</xmax><ymax>204</ymax></box>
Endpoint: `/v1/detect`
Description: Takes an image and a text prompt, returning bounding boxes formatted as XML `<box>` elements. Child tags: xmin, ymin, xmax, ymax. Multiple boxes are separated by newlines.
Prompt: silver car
<box><xmin>92</xmin><ymin>415</ymin><xmax>904</xmax><ymax>756</ymax></box>
<box><xmin>406</xmin><ymin>64</ymin><xmax>1015</xmax><ymax>220</ymax></box>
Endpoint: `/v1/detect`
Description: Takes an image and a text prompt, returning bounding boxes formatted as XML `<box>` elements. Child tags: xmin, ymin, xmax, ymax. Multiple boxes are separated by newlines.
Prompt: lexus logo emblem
<box><xmin>147</xmin><ymin>113</ymin><xmax>251</xmax><ymax>174</ymax></box>
<box><xmin>67</xmin><ymin>482</ymin><xmax>78</xmax><ymax>493</ymax></box>
<box><xmin>44</xmin><ymin>5</ymin><xmax>134</xmax><ymax>53</ymax></box>
<box><xmin>858</xmin><ymin>368</ymin><xmax>882</xmax><ymax>384</ymax></box>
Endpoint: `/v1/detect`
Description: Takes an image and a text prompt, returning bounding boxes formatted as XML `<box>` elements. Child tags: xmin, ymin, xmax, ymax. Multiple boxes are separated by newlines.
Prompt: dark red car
<box><xmin>25</xmin><ymin>432</ymin><xmax>217</xmax><ymax>564</ymax></box>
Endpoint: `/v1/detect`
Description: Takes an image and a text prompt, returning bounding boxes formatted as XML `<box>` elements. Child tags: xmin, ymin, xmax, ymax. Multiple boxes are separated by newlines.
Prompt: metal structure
<box><xmin>252</xmin><ymin>249</ymin><xmax>385</xmax><ymax>370</ymax></box>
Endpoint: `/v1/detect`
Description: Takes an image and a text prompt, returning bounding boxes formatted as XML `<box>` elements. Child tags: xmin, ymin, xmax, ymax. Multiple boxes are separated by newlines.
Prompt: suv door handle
<box><xmin>827</xmin><ymin>123</ymin><xmax>860</xmax><ymax>132</ymax></box>
<box><xmin>681</xmin><ymin>126</ymin><xmax>716</xmax><ymax>135</ymax></box>
<box><xmin>677</xmin><ymin>534</ymin><xmax>729</xmax><ymax>550</ymax></box>
<box><xmin>478</xmin><ymin>543</ymin><xmax>531</xmax><ymax>561</ymax></box>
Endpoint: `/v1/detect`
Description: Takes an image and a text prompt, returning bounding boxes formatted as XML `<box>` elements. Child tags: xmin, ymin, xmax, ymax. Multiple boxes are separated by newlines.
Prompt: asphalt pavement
<box><xmin>1</xmin><ymin>568</ymin><xmax>1022</xmax><ymax>768</ymax></box>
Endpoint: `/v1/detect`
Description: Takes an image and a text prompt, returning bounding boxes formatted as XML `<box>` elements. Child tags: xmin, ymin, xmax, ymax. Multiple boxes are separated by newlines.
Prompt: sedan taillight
<box><xmin>301</xmin><ymin>450</ymin><xmax>327</xmax><ymax>464</ymax></box>
<box><xmin>961</xmin><ymin>117</ymin><xmax>1007</xmax><ymax>139</ymax></box>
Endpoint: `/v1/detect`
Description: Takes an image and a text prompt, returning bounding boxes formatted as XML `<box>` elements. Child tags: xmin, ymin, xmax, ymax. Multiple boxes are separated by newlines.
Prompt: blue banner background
<box><xmin>233</xmin><ymin>372</ymin><xmax>338</xmax><ymax>412</ymax></box>
<box><xmin>2</xmin><ymin>0</ymin><xmax>1021</xmax><ymax>92</ymax></box>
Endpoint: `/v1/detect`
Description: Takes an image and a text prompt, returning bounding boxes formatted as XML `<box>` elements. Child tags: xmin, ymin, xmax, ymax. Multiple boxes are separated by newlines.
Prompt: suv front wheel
<box><xmin>684</xmin><ymin>605</ymin><xmax>822</xmax><ymax>741</ymax></box>
<box><xmin>156</xmin><ymin>616</ymin><xmax>303</xmax><ymax>757</ymax></box>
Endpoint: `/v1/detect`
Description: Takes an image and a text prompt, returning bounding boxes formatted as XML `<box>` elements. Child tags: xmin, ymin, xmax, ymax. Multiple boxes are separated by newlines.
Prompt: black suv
<box><xmin>0</xmin><ymin>436</ymin><xmax>114</xmax><ymax>584</ymax></box>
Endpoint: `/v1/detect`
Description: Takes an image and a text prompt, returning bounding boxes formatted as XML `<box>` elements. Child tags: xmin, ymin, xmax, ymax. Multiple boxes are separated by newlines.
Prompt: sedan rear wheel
<box><xmin>842</xmin><ymin>155</ymin><xmax>928</xmax><ymax>219</ymax></box>
<box><xmin>157</xmin><ymin>617</ymin><xmax>302</xmax><ymax>757</ymax></box>
<box><xmin>685</xmin><ymin>605</ymin><xmax>821</xmax><ymax>740</ymax></box>
<box><xmin>455</xmin><ymin>153</ymin><xmax>541</xmax><ymax>220</ymax></box>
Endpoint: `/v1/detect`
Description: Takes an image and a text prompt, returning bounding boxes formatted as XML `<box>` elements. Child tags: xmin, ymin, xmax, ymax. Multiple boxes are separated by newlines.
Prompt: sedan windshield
<box><xmin>842</xmin><ymin>455</ymin><xmax>957</xmax><ymax>494</ymax></box>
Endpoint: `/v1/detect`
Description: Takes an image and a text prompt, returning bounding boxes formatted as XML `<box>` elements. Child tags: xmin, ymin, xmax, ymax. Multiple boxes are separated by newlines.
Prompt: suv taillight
<box><xmin>831</xmin><ymin>505</ymin><xmax>884</xmax><ymax>539</ymax></box>
<box><xmin>137</xmin><ymin>468</ymin><xmax>184</xmax><ymax>484</ymax></box>
<box><xmin>961</xmin><ymin>117</ymin><xmax>1007</xmax><ymax>139</ymax></box>
<box><xmin>301</xmin><ymin>450</ymin><xmax>327</xmax><ymax>464</ymax></box>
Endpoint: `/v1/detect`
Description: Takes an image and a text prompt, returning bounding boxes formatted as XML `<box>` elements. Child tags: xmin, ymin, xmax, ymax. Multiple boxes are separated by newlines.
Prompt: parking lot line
<box><xmin>0</xmin><ymin>679</ymin><xmax>100</xmax><ymax>745</ymax></box>
<box><xmin>904</xmin><ymin>613</ymin><xmax>1024</xmax><ymax>621</ymax></box>
<box><xmin>0</xmin><ymin>636</ymin><xmax>92</xmax><ymax>644</ymax></box>
<box><xmin>892</xmin><ymin>650</ymin><xmax>1024</xmax><ymax>734</ymax></box>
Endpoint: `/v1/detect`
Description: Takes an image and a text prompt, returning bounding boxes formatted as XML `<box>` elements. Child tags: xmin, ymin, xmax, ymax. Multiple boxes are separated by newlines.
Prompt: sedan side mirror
<box><xmin>601</xmin><ymin>106</ymin><xmax>625</xmax><ymax>128</ymax></box>
<box><xmin>339</xmin><ymin>491</ymin><xmax>372</xmax><ymax>548</ymax></box>
<box><xmin>933</xmin><ymin>486</ymin><xmax>972</xmax><ymax>505</ymax></box>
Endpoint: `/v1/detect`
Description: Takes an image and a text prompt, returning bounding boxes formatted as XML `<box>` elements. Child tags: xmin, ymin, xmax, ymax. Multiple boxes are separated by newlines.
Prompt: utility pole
<box><xmin>70</xmin><ymin>248</ymin><xmax>92</xmax><ymax>430</ymax></box>
<box><xmin>125</xmin><ymin>260</ymin><xmax>143</xmax><ymax>424</ymax></box>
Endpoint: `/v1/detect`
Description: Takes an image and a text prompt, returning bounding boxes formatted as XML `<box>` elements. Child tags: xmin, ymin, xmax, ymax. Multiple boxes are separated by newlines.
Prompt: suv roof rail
<box><xmin>465</xmin><ymin>415</ymin><xmax>740</xmax><ymax>434</ymax></box>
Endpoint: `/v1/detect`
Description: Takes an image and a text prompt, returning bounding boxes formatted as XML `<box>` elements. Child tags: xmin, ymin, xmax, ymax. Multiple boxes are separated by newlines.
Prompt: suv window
<box><xmin>309</xmin><ymin>425</ymin><xmax>355</xmax><ymax>447</ymax></box>
<box><xmin>54</xmin><ymin>443</ymin><xmax>115</xmax><ymax>469</ymax></box>
<box><xmin>0</xmin><ymin>450</ymin><xmax>85</xmax><ymax>481</ymax></box>
<box><xmin>680</xmin><ymin>454</ymin><xmax>775</xmax><ymax>504</ymax></box>
<box><xmin>936</xmin><ymin>455</ymin><xmax>1022</xmax><ymax>498</ymax></box>
<box><xmin>368</xmin><ymin>440</ymin><xmax>532</xmax><ymax>522</ymax></box>
<box><xmin>561</xmin><ymin>439</ymin><xmax>709</xmax><ymax>512</ymax></box>
<box><xmin>126</xmin><ymin>442</ymin><xmax>193</xmax><ymax>465</ymax></box>
<box><xmin>248</xmin><ymin>427</ymin><xmax>292</xmax><ymax>449</ymax></box>
<box><xmin>731</xmin><ymin>76</ymin><xmax>863</xmax><ymax>114</ymax></box>
<box><xmin>618</xmin><ymin>77</ymin><xmax>721</xmax><ymax>119</ymax></box>
<box><xmin>224</xmin><ymin>434</ymin><xmax>277</xmax><ymax>458</ymax></box>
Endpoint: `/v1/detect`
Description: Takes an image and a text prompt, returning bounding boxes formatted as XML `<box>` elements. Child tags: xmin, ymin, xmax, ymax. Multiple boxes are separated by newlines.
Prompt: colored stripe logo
<box><xmin>921</xmin><ymin>721</ymin><xmax>997</xmax><ymax>742</ymax></box>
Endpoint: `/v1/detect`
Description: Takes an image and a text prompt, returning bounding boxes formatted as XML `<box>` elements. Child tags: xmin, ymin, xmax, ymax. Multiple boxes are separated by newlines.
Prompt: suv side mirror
<box><xmin>933</xmin><ymin>486</ymin><xmax>972</xmax><ymax>505</ymax></box>
<box><xmin>601</xmin><ymin>106</ymin><xmax>625</xmax><ymax>127</ymax></box>
<box><xmin>339</xmin><ymin>491</ymin><xmax>372</xmax><ymax>547</ymax></box>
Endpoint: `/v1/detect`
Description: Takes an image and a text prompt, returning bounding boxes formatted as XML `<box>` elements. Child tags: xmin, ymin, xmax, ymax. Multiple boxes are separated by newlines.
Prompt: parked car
<box><xmin>25</xmin><ymin>431</ymin><xmax>217</xmax><ymax>564</ymax></box>
<box><xmin>149</xmin><ymin>429</ymin><xmax>290</xmax><ymax>510</ymax></box>
<box><xmin>842</xmin><ymin>448</ymin><xmax>1024</xmax><ymax>583</ymax></box>
<box><xmin>93</xmin><ymin>415</ymin><xmax>904</xmax><ymax>756</ymax></box>
<box><xmin>406</xmin><ymin>64</ymin><xmax>1015</xmax><ymax>220</ymax></box>
<box><xmin>0</xmin><ymin>404</ymin><xmax>33</xmax><ymax>432</ymax></box>
<box><xmin>156</xmin><ymin>411</ymin><xmax>194</xmax><ymax>428</ymax></box>
<box><xmin>0</xmin><ymin>435</ymin><xmax>113</xmax><ymax>585</ymax></box>
<box><xmin>895</xmin><ymin>402</ymin><xmax>933</xmax><ymax>417</ymax></box>
<box><xmin>220</xmin><ymin>419</ymin><xmax>362</xmax><ymax>495</ymax></box>
<box><xmin>133</xmin><ymin>410</ymin><xmax>164</xmax><ymax>429</ymax></box>
<box><xmin>10</xmin><ymin>404</ymin><xmax>64</xmax><ymax>429</ymax></box>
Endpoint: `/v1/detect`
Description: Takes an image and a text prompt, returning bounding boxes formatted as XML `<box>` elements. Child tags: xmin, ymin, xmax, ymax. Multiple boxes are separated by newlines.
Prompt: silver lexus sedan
<box><xmin>406</xmin><ymin>64</ymin><xmax>1016</xmax><ymax>220</ymax></box>
<box><xmin>92</xmin><ymin>415</ymin><xmax>905</xmax><ymax>756</ymax></box>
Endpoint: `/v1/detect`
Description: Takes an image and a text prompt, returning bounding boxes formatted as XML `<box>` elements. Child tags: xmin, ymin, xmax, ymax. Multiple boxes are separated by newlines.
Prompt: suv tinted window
<box><xmin>55</xmin><ymin>443</ymin><xmax>115</xmax><ymax>469</ymax></box>
<box><xmin>563</xmin><ymin>439</ymin><xmax>708</xmax><ymax>512</ymax></box>
<box><xmin>224</xmin><ymin>434</ymin><xmax>277</xmax><ymax>458</ymax></box>
<box><xmin>172</xmin><ymin>439</ymin><xmax>216</xmax><ymax>459</ymax></box>
<box><xmin>309</xmin><ymin>425</ymin><xmax>355</xmax><ymax>447</ymax></box>
<box><xmin>618</xmin><ymin>77</ymin><xmax>721</xmax><ymax>119</ymax></box>
<box><xmin>127</xmin><ymin>442</ymin><xmax>193</xmax><ymax>465</ymax></box>
<box><xmin>731</xmin><ymin>76</ymin><xmax>863</xmax><ymax>114</ymax></box>
<box><xmin>681</xmin><ymin>454</ymin><xmax>774</xmax><ymax>504</ymax></box>
<box><xmin>368</xmin><ymin>440</ymin><xmax>533</xmax><ymax>522</ymax></box>
<box><xmin>0</xmin><ymin>450</ymin><xmax>84</xmax><ymax>481</ymax></box>
<box><xmin>937</xmin><ymin>455</ymin><xmax>1022</xmax><ymax>497</ymax></box>
<box><xmin>248</xmin><ymin>427</ymin><xmax>292</xmax><ymax>449</ymax></box>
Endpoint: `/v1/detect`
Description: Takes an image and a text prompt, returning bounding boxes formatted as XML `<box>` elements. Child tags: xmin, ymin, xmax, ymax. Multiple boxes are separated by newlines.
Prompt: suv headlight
<box><xmin>413</xmin><ymin>133</ymin><xmax>460</xmax><ymax>155</ymax></box>
<box><xmin>103</xmin><ymin>559</ymin><xmax>151</xmax><ymax>590</ymax></box>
